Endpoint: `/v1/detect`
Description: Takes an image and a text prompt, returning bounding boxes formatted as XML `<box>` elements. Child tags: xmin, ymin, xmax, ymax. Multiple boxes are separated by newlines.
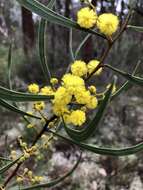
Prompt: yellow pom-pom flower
<box><xmin>27</xmin><ymin>124</ymin><xmax>35</xmax><ymax>129</ymax></box>
<box><xmin>53</xmin><ymin>87</ymin><xmax>72</xmax><ymax>105</ymax></box>
<box><xmin>16</xmin><ymin>176</ymin><xmax>23</xmax><ymax>183</ymax></box>
<box><xmin>40</xmin><ymin>86</ymin><xmax>54</xmax><ymax>95</ymax></box>
<box><xmin>50</xmin><ymin>78</ymin><xmax>58</xmax><ymax>85</ymax></box>
<box><xmin>34</xmin><ymin>101</ymin><xmax>45</xmax><ymax>111</ymax></box>
<box><xmin>53</xmin><ymin>87</ymin><xmax>71</xmax><ymax>116</ymax></box>
<box><xmin>10</xmin><ymin>150</ymin><xmax>17</xmax><ymax>160</ymax></box>
<box><xmin>97</xmin><ymin>13</ymin><xmax>119</xmax><ymax>36</ymax></box>
<box><xmin>28</xmin><ymin>83</ymin><xmax>39</xmax><ymax>94</ymax></box>
<box><xmin>75</xmin><ymin>89</ymin><xmax>91</xmax><ymax>105</ymax></box>
<box><xmin>62</xmin><ymin>74</ymin><xmax>85</xmax><ymax>95</ymax></box>
<box><xmin>53</xmin><ymin>104</ymin><xmax>69</xmax><ymax>116</ymax></box>
<box><xmin>87</xmin><ymin>60</ymin><xmax>102</xmax><ymax>75</ymax></box>
<box><xmin>71</xmin><ymin>60</ymin><xmax>87</xmax><ymax>77</ymax></box>
<box><xmin>77</xmin><ymin>7</ymin><xmax>97</xmax><ymax>29</ymax></box>
<box><xmin>63</xmin><ymin>113</ymin><xmax>71</xmax><ymax>124</ymax></box>
<box><xmin>88</xmin><ymin>85</ymin><xmax>96</xmax><ymax>94</ymax></box>
<box><xmin>86</xmin><ymin>96</ymin><xmax>98</xmax><ymax>109</ymax></box>
<box><xmin>69</xmin><ymin>110</ymin><xmax>86</xmax><ymax>126</ymax></box>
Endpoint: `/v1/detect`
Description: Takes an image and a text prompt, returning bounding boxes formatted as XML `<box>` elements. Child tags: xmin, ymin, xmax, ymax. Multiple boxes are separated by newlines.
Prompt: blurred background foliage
<box><xmin>0</xmin><ymin>0</ymin><xmax>143</xmax><ymax>86</ymax></box>
<box><xmin>0</xmin><ymin>1</ymin><xmax>143</xmax><ymax>189</ymax></box>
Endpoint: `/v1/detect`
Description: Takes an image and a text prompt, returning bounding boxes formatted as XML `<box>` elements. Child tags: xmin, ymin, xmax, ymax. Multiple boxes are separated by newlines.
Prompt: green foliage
<box><xmin>0</xmin><ymin>157</ymin><xmax>20</xmax><ymax>174</ymax></box>
<box><xmin>17</xmin><ymin>0</ymin><xmax>104</xmax><ymax>38</ymax></box>
<box><xmin>127</xmin><ymin>25</ymin><xmax>143</xmax><ymax>32</ymax></box>
<box><xmin>0</xmin><ymin>85</ymin><xmax>53</xmax><ymax>102</ymax></box>
<box><xmin>38</xmin><ymin>0</ymin><xmax>56</xmax><ymax>82</ymax></box>
<box><xmin>0</xmin><ymin>0</ymin><xmax>142</xmax><ymax>189</ymax></box>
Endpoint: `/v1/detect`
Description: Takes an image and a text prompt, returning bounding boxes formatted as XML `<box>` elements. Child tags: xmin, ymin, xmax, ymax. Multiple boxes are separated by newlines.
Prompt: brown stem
<box><xmin>32</xmin><ymin>115</ymin><xmax>57</xmax><ymax>146</ymax></box>
<box><xmin>86</xmin><ymin>42</ymin><xmax>112</xmax><ymax>81</ymax></box>
<box><xmin>3</xmin><ymin>163</ymin><xmax>21</xmax><ymax>188</ymax></box>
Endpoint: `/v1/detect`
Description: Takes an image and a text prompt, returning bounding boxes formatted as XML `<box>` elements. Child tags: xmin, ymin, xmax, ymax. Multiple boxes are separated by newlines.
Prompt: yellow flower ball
<box><xmin>75</xmin><ymin>89</ymin><xmax>91</xmax><ymax>105</ymax></box>
<box><xmin>97</xmin><ymin>13</ymin><xmax>119</xmax><ymax>36</ymax></box>
<box><xmin>77</xmin><ymin>7</ymin><xmax>97</xmax><ymax>29</ymax></box>
<box><xmin>27</xmin><ymin>124</ymin><xmax>35</xmax><ymax>129</ymax></box>
<box><xmin>70</xmin><ymin>110</ymin><xmax>86</xmax><ymax>126</ymax></box>
<box><xmin>50</xmin><ymin>78</ymin><xmax>58</xmax><ymax>85</ymax></box>
<box><xmin>34</xmin><ymin>101</ymin><xmax>45</xmax><ymax>111</ymax></box>
<box><xmin>53</xmin><ymin>87</ymin><xmax>72</xmax><ymax>116</ymax></box>
<box><xmin>53</xmin><ymin>104</ymin><xmax>69</xmax><ymax>116</ymax></box>
<box><xmin>24</xmin><ymin>168</ymin><xmax>29</xmax><ymax>173</ymax></box>
<box><xmin>62</xmin><ymin>74</ymin><xmax>85</xmax><ymax>95</ymax></box>
<box><xmin>71</xmin><ymin>60</ymin><xmax>87</xmax><ymax>77</ymax></box>
<box><xmin>88</xmin><ymin>85</ymin><xmax>96</xmax><ymax>94</ymax></box>
<box><xmin>28</xmin><ymin>83</ymin><xmax>39</xmax><ymax>94</ymax></box>
<box><xmin>40</xmin><ymin>86</ymin><xmax>54</xmax><ymax>95</ymax></box>
<box><xmin>28</xmin><ymin>171</ymin><xmax>33</xmax><ymax>178</ymax></box>
<box><xmin>86</xmin><ymin>96</ymin><xmax>98</xmax><ymax>109</ymax></box>
<box><xmin>87</xmin><ymin>60</ymin><xmax>102</xmax><ymax>75</ymax></box>
<box><xmin>16</xmin><ymin>176</ymin><xmax>23</xmax><ymax>183</ymax></box>
<box><xmin>53</xmin><ymin>86</ymin><xmax>72</xmax><ymax>105</ymax></box>
<box><xmin>10</xmin><ymin>150</ymin><xmax>17</xmax><ymax>160</ymax></box>
<box><xmin>63</xmin><ymin>113</ymin><xmax>71</xmax><ymax>124</ymax></box>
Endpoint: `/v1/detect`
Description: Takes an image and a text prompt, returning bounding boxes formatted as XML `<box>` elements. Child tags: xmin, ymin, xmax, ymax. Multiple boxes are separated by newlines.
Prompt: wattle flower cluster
<box><xmin>77</xmin><ymin>5</ymin><xmax>119</xmax><ymax>36</ymax></box>
<box><xmin>28</xmin><ymin>59</ymin><xmax>102</xmax><ymax>127</ymax></box>
<box><xmin>53</xmin><ymin>60</ymin><xmax>100</xmax><ymax>126</ymax></box>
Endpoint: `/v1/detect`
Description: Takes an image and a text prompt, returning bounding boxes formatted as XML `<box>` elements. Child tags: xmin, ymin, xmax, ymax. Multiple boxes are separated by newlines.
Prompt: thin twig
<box><xmin>3</xmin><ymin>163</ymin><xmax>21</xmax><ymax>188</ymax></box>
<box><xmin>86</xmin><ymin>10</ymin><xmax>133</xmax><ymax>81</ymax></box>
<box><xmin>3</xmin><ymin>115</ymin><xmax>57</xmax><ymax>188</ymax></box>
<box><xmin>32</xmin><ymin>115</ymin><xmax>57</xmax><ymax>146</ymax></box>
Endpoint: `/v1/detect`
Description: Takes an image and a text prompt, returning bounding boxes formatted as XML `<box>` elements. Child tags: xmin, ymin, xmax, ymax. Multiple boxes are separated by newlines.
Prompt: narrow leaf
<box><xmin>63</xmin><ymin>79</ymin><xmax>115</xmax><ymax>141</ymax></box>
<box><xmin>111</xmin><ymin>61</ymin><xmax>140</xmax><ymax>100</ymax></box>
<box><xmin>20</xmin><ymin>152</ymin><xmax>82</xmax><ymax>190</ymax></box>
<box><xmin>75</xmin><ymin>34</ymin><xmax>91</xmax><ymax>59</ymax></box>
<box><xmin>0</xmin><ymin>157</ymin><xmax>12</xmax><ymax>162</ymax></box>
<box><xmin>7</xmin><ymin>42</ymin><xmax>13</xmax><ymax>90</ymax></box>
<box><xmin>39</xmin><ymin>20</ymin><xmax>51</xmax><ymax>82</ymax></box>
<box><xmin>127</xmin><ymin>25</ymin><xmax>143</xmax><ymax>32</ymax></box>
<box><xmin>0</xmin><ymin>99</ymin><xmax>41</xmax><ymax>119</ymax></box>
<box><xmin>38</xmin><ymin>0</ymin><xmax>55</xmax><ymax>82</ymax></box>
<box><xmin>69</xmin><ymin>29</ymin><xmax>75</xmax><ymax>62</ymax></box>
<box><xmin>0</xmin><ymin>157</ymin><xmax>20</xmax><ymax>174</ymax></box>
<box><xmin>104</xmin><ymin>64</ymin><xmax>143</xmax><ymax>86</ymax></box>
<box><xmin>50</xmin><ymin>130</ymin><xmax>143</xmax><ymax>156</ymax></box>
<box><xmin>48</xmin><ymin>0</ymin><xmax>56</xmax><ymax>8</ymax></box>
<box><xmin>17</xmin><ymin>0</ymin><xmax>105</xmax><ymax>38</ymax></box>
<box><xmin>0</xmin><ymin>86</ymin><xmax>53</xmax><ymax>102</ymax></box>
